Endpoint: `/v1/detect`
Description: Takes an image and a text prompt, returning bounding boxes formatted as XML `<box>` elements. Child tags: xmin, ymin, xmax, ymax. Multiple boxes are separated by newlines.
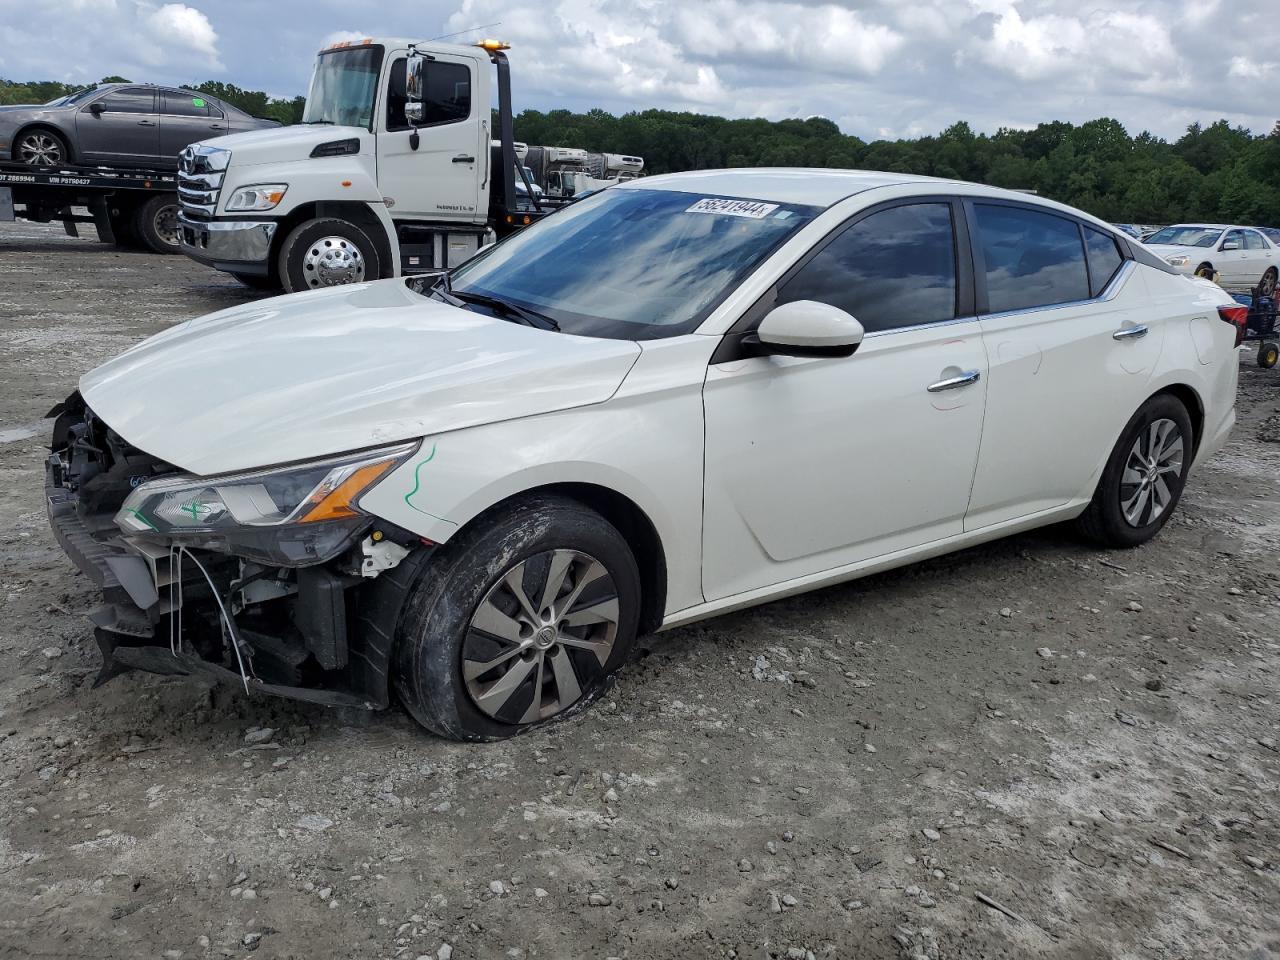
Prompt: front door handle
<box><xmin>927</xmin><ymin>369</ymin><xmax>982</xmax><ymax>392</ymax></box>
<box><xmin>209</xmin><ymin>124</ymin><xmax>224</xmax><ymax>131</ymax></box>
<box><xmin>1113</xmin><ymin>325</ymin><xmax>1149</xmax><ymax>341</ymax></box>
<box><xmin>137</xmin><ymin>119</ymin><xmax>156</xmax><ymax>126</ymax></box>
<box><xmin>452</xmin><ymin>155</ymin><xmax>475</xmax><ymax>164</ymax></box>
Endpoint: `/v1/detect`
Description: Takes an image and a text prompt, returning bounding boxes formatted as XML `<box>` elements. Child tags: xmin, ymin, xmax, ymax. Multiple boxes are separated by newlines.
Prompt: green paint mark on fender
<box><xmin>403</xmin><ymin>442</ymin><xmax>457</xmax><ymax>526</ymax></box>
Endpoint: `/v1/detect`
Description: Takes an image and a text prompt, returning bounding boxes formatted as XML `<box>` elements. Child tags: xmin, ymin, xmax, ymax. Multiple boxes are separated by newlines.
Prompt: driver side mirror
<box><xmin>89</xmin><ymin>101</ymin><xmax>105</xmax><ymax>115</ymax></box>
<box><xmin>404</xmin><ymin>53</ymin><xmax>427</xmax><ymax>124</ymax></box>
<box><xmin>749</xmin><ymin>300</ymin><xmax>865</xmax><ymax>358</ymax></box>
<box><xmin>1221</xmin><ymin>240</ymin><xmax>1240</xmax><ymax>251</ymax></box>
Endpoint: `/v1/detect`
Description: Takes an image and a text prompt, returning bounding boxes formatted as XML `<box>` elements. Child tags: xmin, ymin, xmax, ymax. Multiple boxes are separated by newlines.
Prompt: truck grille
<box><xmin>178</xmin><ymin>145</ymin><xmax>231</xmax><ymax>219</ymax></box>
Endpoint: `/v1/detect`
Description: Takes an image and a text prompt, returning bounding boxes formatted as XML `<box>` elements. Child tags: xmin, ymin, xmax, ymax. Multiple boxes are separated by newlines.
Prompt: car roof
<box><xmin>617</xmin><ymin>167</ymin><xmax>1085</xmax><ymax>212</ymax></box>
<box><xmin>1160</xmin><ymin>223</ymin><xmax>1232</xmax><ymax>230</ymax></box>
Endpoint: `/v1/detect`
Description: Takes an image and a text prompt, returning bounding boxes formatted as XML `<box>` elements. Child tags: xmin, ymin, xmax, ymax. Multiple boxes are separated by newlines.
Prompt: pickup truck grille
<box><xmin>178</xmin><ymin>145</ymin><xmax>231</xmax><ymax>219</ymax></box>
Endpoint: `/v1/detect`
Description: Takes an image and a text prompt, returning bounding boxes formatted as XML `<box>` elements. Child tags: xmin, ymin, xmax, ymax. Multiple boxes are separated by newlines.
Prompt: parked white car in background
<box><xmin>47</xmin><ymin>169</ymin><xmax>1243</xmax><ymax>740</ymax></box>
<box><xmin>1144</xmin><ymin>223</ymin><xmax>1280</xmax><ymax>295</ymax></box>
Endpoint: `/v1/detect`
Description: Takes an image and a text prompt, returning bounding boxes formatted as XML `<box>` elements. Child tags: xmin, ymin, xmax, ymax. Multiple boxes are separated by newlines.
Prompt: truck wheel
<box><xmin>393</xmin><ymin>494</ymin><xmax>641</xmax><ymax>740</ymax></box>
<box><xmin>133</xmin><ymin>195</ymin><xmax>182</xmax><ymax>254</ymax></box>
<box><xmin>16</xmin><ymin>128</ymin><xmax>69</xmax><ymax>167</ymax></box>
<box><xmin>278</xmin><ymin>218</ymin><xmax>380</xmax><ymax>294</ymax></box>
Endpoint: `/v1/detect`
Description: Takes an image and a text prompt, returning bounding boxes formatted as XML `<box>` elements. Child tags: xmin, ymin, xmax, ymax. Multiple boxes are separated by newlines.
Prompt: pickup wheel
<box><xmin>393</xmin><ymin>495</ymin><xmax>641</xmax><ymax>741</ymax></box>
<box><xmin>1076</xmin><ymin>394</ymin><xmax>1193</xmax><ymax>548</ymax></box>
<box><xmin>277</xmin><ymin>218</ymin><xmax>380</xmax><ymax>294</ymax></box>
<box><xmin>133</xmin><ymin>194</ymin><xmax>182</xmax><ymax>254</ymax></box>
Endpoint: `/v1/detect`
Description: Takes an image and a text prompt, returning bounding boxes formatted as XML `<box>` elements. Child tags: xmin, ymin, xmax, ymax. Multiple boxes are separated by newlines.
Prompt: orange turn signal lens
<box><xmin>297</xmin><ymin>460</ymin><xmax>398</xmax><ymax>523</ymax></box>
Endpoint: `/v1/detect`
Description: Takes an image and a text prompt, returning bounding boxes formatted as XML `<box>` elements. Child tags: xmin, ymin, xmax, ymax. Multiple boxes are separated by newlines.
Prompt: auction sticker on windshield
<box><xmin>686</xmin><ymin>198</ymin><xmax>779</xmax><ymax>219</ymax></box>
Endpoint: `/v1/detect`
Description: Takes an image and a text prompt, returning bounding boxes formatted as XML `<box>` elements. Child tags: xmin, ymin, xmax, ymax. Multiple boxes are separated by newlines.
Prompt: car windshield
<box><xmin>447</xmin><ymin>188</ymin><xmax>820</xmax><ymax>340</ymax></box>
<box><xmin>45</xmin><ymin>86</ymin><xmax>98</xmax><ymax>107</ymax></box>
<box><xmin>1146</xmin><ymin>226</ymin><xmax>1222</xmax><ymax>248</ymax></box>
<box><xmin>302</xmin><ymin>45</ymin><xmax>384</xmax><ymax>128</ymax></box>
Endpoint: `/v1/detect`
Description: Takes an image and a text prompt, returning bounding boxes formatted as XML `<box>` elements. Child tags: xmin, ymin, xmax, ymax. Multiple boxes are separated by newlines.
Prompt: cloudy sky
<box><xmin>2</xmin><ymin>0</ymin><xmax>1277</xmax><ymax>141</ymax></box>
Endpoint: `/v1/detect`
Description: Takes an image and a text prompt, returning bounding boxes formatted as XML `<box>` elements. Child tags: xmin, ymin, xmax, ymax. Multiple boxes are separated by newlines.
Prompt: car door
<box><xmin>1241</xmin><ymin>229</ymin><xmax>1275</xmax><ymax>289</ymax></box>
<box><xmin>701</xmin><ymin>199</ymin><xmax>988</xmax><ymax>601</ymax></box>
<box><xmin>75</xmin><ymin>87</ymin><xmax>158</xmax><ymax>165</ymax></box>
<box><xmin>964</xmin><ymin>202</ymin><xmax>1164</xmax><ymax>529</ymax></box>
<box><xmin>158</xmin><ymin>91</ymin><xmax>227</xmax><ymax>166</ymax></box>
<box><xmin>1216</xmin><ymin>229</ymin><xmax>1249</xmax><ymax>286</ymax></box>
<box><xmin>377</xmin><ymin>54</ymin><xmax>483</xmax><ymax>221</ymax></box>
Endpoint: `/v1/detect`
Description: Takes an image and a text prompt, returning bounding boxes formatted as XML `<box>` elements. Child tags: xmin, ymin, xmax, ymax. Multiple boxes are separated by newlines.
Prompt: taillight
<box><xmin>1217</xmin><ymin>304</ymin><xmax>1248</xmax><ymax>347</ymax></box>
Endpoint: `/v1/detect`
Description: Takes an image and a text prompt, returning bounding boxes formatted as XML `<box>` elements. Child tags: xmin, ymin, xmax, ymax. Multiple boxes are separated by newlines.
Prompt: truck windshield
<box><xmin>303</xmin><ymin>45</ymin><xmax>385</xmax><ymax>129</ymax></box>
<box><xmin>448</xmin><ymin>188</ymin><xmax>820</xmax><ymax>340</ymax></box>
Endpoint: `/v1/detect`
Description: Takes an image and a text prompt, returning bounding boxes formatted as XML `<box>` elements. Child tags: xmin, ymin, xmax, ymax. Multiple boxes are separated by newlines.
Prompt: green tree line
<box><xmin>5</xmin><ymin>75</ymin><xmax>1278</xmax><ymax>224</ymax></box>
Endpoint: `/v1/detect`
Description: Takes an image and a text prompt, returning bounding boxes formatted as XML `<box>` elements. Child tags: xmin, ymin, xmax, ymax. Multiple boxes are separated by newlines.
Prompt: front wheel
<box><xmin>393</xmin><ymin>495</ymin><xmax>641</xmax><ymax>740</ymax></box>
<box><xmin>16</xmin><ymin>128</ymin><xmax>69</xmax><ymax>167</ymax></box>
<box><xmin>277</xmin><ymin>218</ymin><xmax>380</xmax><ymax>294</ymax></box>
<box><xmin>1076</xmin><ymin>395</ymin><xmax>1193</xmax><ymax>548</ymax></box>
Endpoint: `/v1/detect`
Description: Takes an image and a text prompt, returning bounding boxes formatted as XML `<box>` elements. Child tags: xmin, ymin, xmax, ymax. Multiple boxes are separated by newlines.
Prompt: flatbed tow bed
<box><xmin>0</xmin><ymin>161</ymin><xmax>181</xmax><ymax>253</ymax></box>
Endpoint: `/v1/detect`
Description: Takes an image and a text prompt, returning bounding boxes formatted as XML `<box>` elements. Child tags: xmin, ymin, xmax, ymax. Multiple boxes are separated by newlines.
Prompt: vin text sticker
<box><xmin>686</xmin><ymin>198</ymin><xmax>779</xmax><ymax>219</ymax></box>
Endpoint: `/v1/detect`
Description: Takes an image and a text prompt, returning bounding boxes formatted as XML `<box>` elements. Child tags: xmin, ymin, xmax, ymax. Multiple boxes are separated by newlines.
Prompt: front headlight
<box><xmin>224</xmin><ymin>183</ymin><xmax>288</xmax><ymax>212</ymax></box>
<box><xmin>1166</xmin><ymin>255</ymin><xmax>1190</xmax><ymax>267</ymax></box>
<box><xmin>115</xmin><ymin>442</ymin><xmax>416</xmax><ymax>565</ymax></box>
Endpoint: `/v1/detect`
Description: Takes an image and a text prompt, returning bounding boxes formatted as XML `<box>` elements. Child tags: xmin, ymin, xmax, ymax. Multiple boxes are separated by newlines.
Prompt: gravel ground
<box><xmin>0</xmin><ymin>222</ymin><xmax>1277</xmax><ymax>960</ymax></box>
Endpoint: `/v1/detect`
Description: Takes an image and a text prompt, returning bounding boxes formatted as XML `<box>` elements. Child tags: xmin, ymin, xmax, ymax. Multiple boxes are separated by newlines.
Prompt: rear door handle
<box><xmin>1113</xmin><ymin>325</ymin><xmax>1149</xmax><ymax>341</ymax></box>
<box><xmin>452</xmin><ymin>155</ymin><xmax>475</xmax><ymax>164</ymax></box>
<box><xmin>209</xmin><ymin>124</ymin><xmax>224</xmax><ymax>131</ymax></box>
<box><xmin>927</xmin><ymin>369</ymin><xmax>982</xmax><ymax>392</ymax></box>
<box><xmin>137</xmin><ymin>120</ymin><xmax>155</xmax><ymax>126</ymax></box>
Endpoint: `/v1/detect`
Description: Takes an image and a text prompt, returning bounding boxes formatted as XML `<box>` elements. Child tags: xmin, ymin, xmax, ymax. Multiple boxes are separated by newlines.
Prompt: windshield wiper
<box><xmin>449</xmin><ymin>289</ymin><xmax>560</xmax><ymax>331</ymax></box>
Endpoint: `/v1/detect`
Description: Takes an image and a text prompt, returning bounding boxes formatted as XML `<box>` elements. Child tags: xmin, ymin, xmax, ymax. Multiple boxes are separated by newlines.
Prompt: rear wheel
<box><xmin>133</xmin><ymin>194</ymin><xmax>182</xmax><ymax>254</ymax></box>
<box><xmin>15</xmin><ymin>128</ymin><xmax>69</xmax><ymax>167</ymax></box>
<box><xmin>393</xmin><ymin>495</ymin><xmax>641</xmax><ymax>740</ymax></box>
<box><xmin>277</xmin><ymin>218</ymin><xmax>380</xmax><ymax>294</ymax></box>
<box><xmin>1259</xmin><ymin>266</ymin><xmax>1278</xmax><ymax>299</ymax></box>
<box><xmin>1076</xmin><ymin>394</ymin><xmax>1193</xmax><ymax>548</ymax></box>
<box><xmin>1259</xmin><ymin>341</ymin><xmax>1279</xmax><ymax>369</ymax></box>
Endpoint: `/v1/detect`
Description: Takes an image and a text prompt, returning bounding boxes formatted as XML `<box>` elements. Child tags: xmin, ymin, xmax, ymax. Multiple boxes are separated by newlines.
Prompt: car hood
<box><xmin>80</xmin><ymin>279</ymin><xmax>642</xmax><ymax>476</ymax></box>
<box><xmin>197</xmin><ymin>123</ymin><xmax>369</xmax><ymax>162</ymax></box>
<box><xmin>1144</xmin><ymin>243</ymin><xmax>1207</xmax><ymax>259</ymax></box>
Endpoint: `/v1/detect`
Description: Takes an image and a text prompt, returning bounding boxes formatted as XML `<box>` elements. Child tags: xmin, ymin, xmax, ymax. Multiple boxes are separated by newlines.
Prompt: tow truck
<box><xmin>0</xmin><ymin>161</ymin><xmax>181</xmax><ymax>253</ymax></box>
<box><xmin>176</xmin><ymin>38</ymin><xmax>564</xmax><ymax>292</ymax></box>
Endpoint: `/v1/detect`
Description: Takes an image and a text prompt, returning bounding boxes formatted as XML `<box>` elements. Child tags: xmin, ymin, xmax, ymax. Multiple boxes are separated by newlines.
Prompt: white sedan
<box><xmin>1144</xmin><ymin>223</ymin><xmax>1280</xmax><ymax>295</ymax></box>
<box><xmin>47</xmin><ymin>169</ymin><xmax>1242</xmax><ymax>740</ymax></box>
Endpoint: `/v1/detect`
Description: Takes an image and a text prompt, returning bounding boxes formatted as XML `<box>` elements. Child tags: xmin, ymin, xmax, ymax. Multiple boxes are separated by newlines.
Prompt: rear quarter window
<box><xmin>1084</xmin><ymin>227</ymin><xmax>1124</xmax><ymax>297</ymax></box>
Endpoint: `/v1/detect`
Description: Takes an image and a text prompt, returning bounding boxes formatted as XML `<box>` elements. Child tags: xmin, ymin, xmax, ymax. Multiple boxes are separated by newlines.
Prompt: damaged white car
<box><xmin>47</xmin><ymin>170</ymin><xmax>1241</xmax><ymax>740</ymax></box>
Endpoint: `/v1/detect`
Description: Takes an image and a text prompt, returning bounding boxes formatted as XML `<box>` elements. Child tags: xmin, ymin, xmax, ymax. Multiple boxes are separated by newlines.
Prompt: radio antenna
<box><xmin>430</xmin><ymin>22</ymin><xmax>501</xmax><ymax>41</ymax></box>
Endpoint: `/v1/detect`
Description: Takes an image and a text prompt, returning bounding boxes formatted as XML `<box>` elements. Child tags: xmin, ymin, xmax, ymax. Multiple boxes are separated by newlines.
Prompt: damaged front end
<box><xmin>45</xmin><ymin>393</ymin><xmax>430</xmax><ymax>708</ymax></box>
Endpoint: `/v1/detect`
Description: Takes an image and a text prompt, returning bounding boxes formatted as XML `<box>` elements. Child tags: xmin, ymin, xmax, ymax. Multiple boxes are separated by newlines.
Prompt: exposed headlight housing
<box><xmin>115</xmin><ymin>442</ymin><xmax>416</xmax><ymax>565</ymax></box>
<box><xmin>224</xmin><ymin>183</ymin><xmax>289</xmax><ymax>212</ymax></box>
<box><xmin>1165</xmin><ymin>255</ymin><xmax>1190</xmax><ymax>267</ymax></box>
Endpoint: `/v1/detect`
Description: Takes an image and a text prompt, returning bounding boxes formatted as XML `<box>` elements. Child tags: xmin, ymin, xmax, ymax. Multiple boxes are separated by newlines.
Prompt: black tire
<box><xmin>133</xmin><ymin>194</ymin><xmax>182</xmax><ymax>254</ymax></box>
<box><xmin>1076</xmin><ymin>394</ymin><xmax>1194</xmax><ymax>548</ymax></box>
<box><xmin>229</xmin><ymin>271</ymin><xmax>282</xmax><ymax>292</ymax></box>
<box><xmin>393</xmin><ymin>494</ymin><xmax>641</xmax><ymax>741</ymax></box>
<box><xmin>1259</xmin><ymin>342</ymin><xmax>1279</xmax><ymax>369</ymax></box>
<box><xmin>14</xmin><ymin>127</ymin><xmax>70</xmax><ymax>167</ymax></box>
<box><xmin>1260</xmin><ymin>267</ymin><xmax>1278</xmax><ymax>299</ymax></box>
<box><xmin>277</xmin><ymin>218</ymin><xmax>380</xmax><ymax>294</ymax></box>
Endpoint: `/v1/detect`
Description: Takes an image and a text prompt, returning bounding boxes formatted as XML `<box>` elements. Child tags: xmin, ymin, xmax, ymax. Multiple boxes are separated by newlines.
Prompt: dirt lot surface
<box><xmin>0</xmin><ymin>223</ymin><xmax>1277</xmax><ymax>960</ymax></box>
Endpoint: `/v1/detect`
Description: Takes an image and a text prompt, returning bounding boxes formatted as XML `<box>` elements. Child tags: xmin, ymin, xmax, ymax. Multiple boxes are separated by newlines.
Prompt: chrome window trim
<box><xmin>862</xmin><ymin>314</ymin><xmax>980</xmax><ymax>340</ymax></box>
<box><xmin>979</xmin><ymin>259</ymin><xmax>1134</xmax><ymax>324</ymax></box>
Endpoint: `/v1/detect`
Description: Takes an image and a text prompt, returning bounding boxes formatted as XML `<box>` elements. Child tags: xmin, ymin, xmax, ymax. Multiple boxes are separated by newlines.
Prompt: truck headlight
<box><xmin>1166</xmin><ymin>255</ymin><xmax>1190</xmax><ymax>267</ymax></box>
<box><xmin>224</xmin><ymin>184</ymin><xmax>289</xmax><ymax>212</ymax></box>
<box><xmin>115</xmin><ymin>442</ymin><xmax>416</xmax><ymax>565</ymax></box>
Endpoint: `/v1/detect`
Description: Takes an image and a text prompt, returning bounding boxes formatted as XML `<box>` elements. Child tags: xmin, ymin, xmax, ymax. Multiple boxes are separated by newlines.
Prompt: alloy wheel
<box><xmin>18</xmin><ymin>132</ymin><xmax>62</xmax><ymax>167</ymax></box>
<box><xmin>302</xmin><ymin>236</ymin><xmax>366</xmax><ymax>287</ymax></box>
<box><xmin>1261</xmin><ymin>268</ymin><xmax>1278</xmax><ymax>299</ymax></box>
<box><xmin>463</xmin><ymin>549</ymin><xmax>619</xmax><ymax>724</ymax></box>
<box><xmin>1119</xmin><ymin>418</ymin><xmax>1183</xmax><ymax>527</ymax></box>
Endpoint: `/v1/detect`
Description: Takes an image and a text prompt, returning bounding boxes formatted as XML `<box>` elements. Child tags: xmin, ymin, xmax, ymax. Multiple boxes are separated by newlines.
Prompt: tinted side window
<box><xmin>1084</xmin><ymin>227</ymin><xmax>1124</xmax><ymax>297</ymax></box>
<box><xmin>974</xmin><ymin>204</ymin><xmax>1089</xmax><ymax>313</ymax></box>
<box><xmin>164</xmin><ymin>91</ymin><xmax>210</xmax><ymax>117</ymax></box>
<box><xmin>95</xmin><ymin>88</ymin><xmax>155</xmax><ymax>114</ymax></box>
<box><xmin>777</xmin><ymin>202</ymin><xmax>957</xmax><ymax>334</ymax></box>
<box><xmin>386</xmin><ymin>58</ymin><xmax>408</xmax><ymax>130</ymax></box>
<box><xmin>422</xmin><ymin>62</ymin><xmax>471</xmax><ymax>125</ymax></box>
<box><xmin>1223</xmin><ymin>229</ymin><xmax>1245</xmax><ymax>249</ymax></box>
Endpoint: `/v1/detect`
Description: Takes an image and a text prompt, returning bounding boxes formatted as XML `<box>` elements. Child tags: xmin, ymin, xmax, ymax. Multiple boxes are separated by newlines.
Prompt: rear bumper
<box><xmin>178</xmin><ymin>213</ymin><xmax>276</xmax><ymax>275</ymax></box>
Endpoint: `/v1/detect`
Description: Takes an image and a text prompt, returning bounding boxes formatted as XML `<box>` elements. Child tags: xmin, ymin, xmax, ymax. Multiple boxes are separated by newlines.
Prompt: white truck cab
<box><xmin>177</xmin><ymin>38</ymin><xmax>546</xmax><ymax>292</ymax></box>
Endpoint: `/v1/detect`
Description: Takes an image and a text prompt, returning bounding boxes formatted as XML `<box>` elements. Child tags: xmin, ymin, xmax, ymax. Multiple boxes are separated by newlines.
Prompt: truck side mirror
<box><xmin>404</xmin><ymin>53</ymin><xmax>427</xmax><ymax>124</ymax></box>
